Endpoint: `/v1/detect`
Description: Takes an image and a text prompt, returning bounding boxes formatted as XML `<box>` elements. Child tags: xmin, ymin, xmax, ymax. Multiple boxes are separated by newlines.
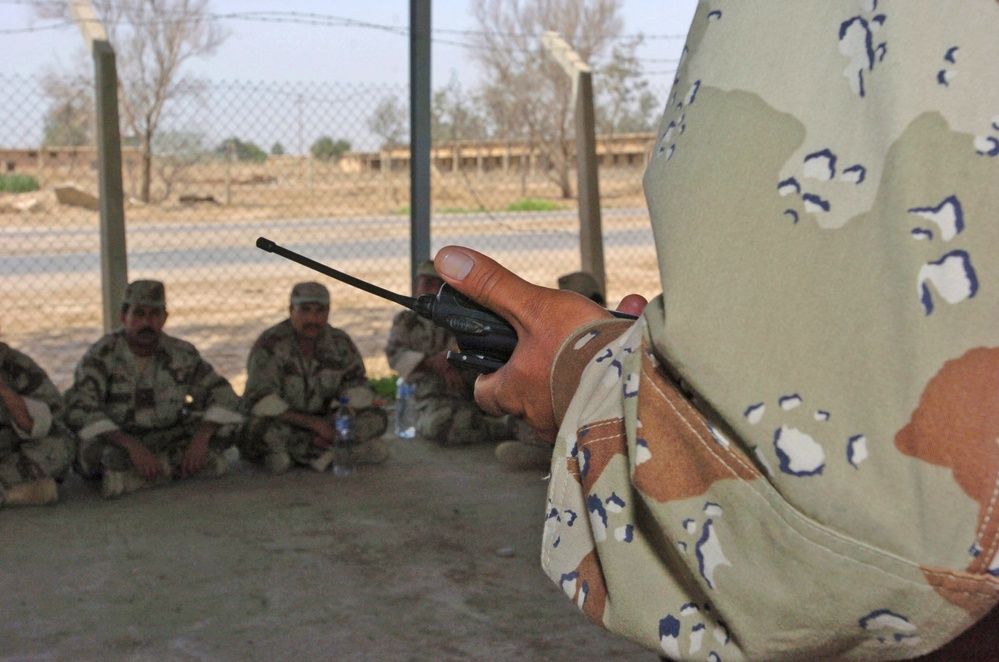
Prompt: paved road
<box><xmin>1</xmin><ymin>208</ymin><xmax>652</xmax><ymax>276</ymax></box>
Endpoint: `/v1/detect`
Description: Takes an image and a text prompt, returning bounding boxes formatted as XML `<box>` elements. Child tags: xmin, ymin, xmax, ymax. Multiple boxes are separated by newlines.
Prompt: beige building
<box><xmin>339</xmin><ymin>132</ymin><xmax>656</xmax><ymax>174</ymax></box>
<box><xmin>2</xmin><ymin>133</ymin><xmax>654</xmax><ymax>178</ymax></box>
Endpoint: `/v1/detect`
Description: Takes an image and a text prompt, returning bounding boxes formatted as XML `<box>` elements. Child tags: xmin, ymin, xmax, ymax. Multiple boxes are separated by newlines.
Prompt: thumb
<box><xmin>616</xmin><ymin>293</ymin><xmax>648</xmax><ymax>317</ymax></box>
<box><xmin>434</xmin><ymin>246</ymin><xmax>536</xmax><ymax>329</ymax></box>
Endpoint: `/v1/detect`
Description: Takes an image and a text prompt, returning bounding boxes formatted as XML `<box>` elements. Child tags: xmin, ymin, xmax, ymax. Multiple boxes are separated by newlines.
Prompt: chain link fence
<box><xmin>1</xmin><ymin>73</ymin><xmax>657</xmax><ymax>391</ymax></box>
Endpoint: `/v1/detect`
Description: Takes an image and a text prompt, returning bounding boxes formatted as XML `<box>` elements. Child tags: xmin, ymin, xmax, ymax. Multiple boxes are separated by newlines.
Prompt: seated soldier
<box><xmin>240</xmin><ymin>282</ymin><xmax>389</xmax><ymax>473</ymax></box>
<box><xmin>385</xmin><ymin>260</ymin><xmax>517</xmax><ymax>446</ymax></box>
<box><xmin>0</xmin><ymin>337</ymin><xmax>75</xmax><ymax>507</ymax></box>
<box><xmin>65</xmin><ymin>280</ymin><xmax>242</xmax><ymax>499</ymax></box>
<box><xmin>557</xmin><ymin>270</ymin><xmax>606</xmax><ymax>306</ymax></box>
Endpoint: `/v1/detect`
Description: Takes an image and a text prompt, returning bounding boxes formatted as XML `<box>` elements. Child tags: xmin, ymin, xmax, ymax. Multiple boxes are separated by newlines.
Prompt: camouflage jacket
<box><xmin>242</xmin><ymin>319</ymin><xmax>375</xmax><ymax>418</ymax></box>
<box><xmin>542</xmin><ymin>3</ymin><xmax>999</xmax><ymax>660</ymax></box>
<box><xmin>64</xmin><ymin>330</ymin><xmax>241</xmax><ymax>441</ymax></box>
<box><xmin>0</xmin><ymin>342</ymin><xmax>65</xmax><ymax>441</ymax></box>
<box><xmin>385</xmin><ymin>310</ymin><xmax>473</xmax><ymax>399</ymax></box>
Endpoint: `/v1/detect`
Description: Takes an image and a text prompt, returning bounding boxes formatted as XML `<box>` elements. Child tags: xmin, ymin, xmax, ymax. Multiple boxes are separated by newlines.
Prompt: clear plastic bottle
<box><xmin>395</xmin><ymin>376</ymin><xmax>416</xmax><ymax>438</ymax></box>
<box><xmin>332</xmin><ymin>396</ymin><xmax>355</xmax><ymax>477</ymax></box>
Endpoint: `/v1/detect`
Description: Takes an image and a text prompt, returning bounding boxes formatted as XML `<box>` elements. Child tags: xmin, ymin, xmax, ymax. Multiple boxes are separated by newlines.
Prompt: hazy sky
<box><xmin>0</xmin><ymin>1</ymin><xmax>698</xmax><ymax>151</ymax></box>
<box><xmin>0</xmin><ymin>1</ymin><xmax>698</xmax><ymax>89</ymax></box>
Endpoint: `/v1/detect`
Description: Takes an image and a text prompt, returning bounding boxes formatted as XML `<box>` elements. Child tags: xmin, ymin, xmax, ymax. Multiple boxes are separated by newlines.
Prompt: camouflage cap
<box><xmin>290</xmin><ymin>281</ymin><xmax>330</xmax><ymax>305</ymax></box>
<box><xmin>416</xmin><ymin>259</ymin><xmax>439</xmax><ymax>279</ymax></box>
<box><xmin>122</xmin><ymin>280</ymin><xmax>166</xmax><ymax>308</ymax></box>
<box><xmin>558</xmin><ymin>271</ymin><xmax>604</xmax><ymax>303</ymax></box>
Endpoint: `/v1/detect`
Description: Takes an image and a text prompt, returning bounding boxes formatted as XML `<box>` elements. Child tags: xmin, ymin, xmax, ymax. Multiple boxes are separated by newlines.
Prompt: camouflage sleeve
<box><xmin>0</xmin><ymin>345</ymin><xmax>64</xmax><ymax>439</ymax></box>
<box><xmin>385</xmin><ymin>310</ymin><xmax>428</xmax><ymax>379</ymax></box>
<box><xmin>242</xmin><ymin>335</ymin><xmax>289</xmax><ymax>417</ymax></box>
<box><xmin>539</xmin><ymin>2</ymin><xmax>999</xmax><ymax>659</ymax></box>
<box><xmin>385</xmin><ymin>310</ymin><xmax>453</xmax><ymax>380</ymax></box>
<box><xmin>331</xmin><ymin>330</ymin><xmax>374</xmax><ymax>409</ymax></box>
<box><xmin>184</xmin><ymin>350</ymin><xmax>242</xmax><ymax>425</ymax></box>
<box><xmin>63</xmin><ymin>339</ymin><xmax>119</xmax><ymax>440</ymax></box>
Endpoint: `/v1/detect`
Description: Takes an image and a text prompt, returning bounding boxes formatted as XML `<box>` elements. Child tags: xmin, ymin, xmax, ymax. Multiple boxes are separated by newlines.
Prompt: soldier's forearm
<box><xmin>193</xmin><ymin>421</ymin><xmax>219</xmax><ymax>443</ymax></box>
<box><xmin>278</xmin><ymin>409</ymin><xmax>321</xmax><ymax>431</ymax></box>
<box><xmin>100</xmin><ymin>429</ymin><xmax>144</xmax><ymax>453</ymax></box>
<box><xmin>0</xmin><ymin>380</ymin><xmax>34</xmax><ymax>433</ymax></box>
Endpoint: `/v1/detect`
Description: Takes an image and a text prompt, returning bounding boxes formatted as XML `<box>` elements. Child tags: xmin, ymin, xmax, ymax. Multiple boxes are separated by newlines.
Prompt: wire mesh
<box><xmin>0</xmin><ymin>73</ymin><xmax>658</xmax><ymax>391</ymax></box>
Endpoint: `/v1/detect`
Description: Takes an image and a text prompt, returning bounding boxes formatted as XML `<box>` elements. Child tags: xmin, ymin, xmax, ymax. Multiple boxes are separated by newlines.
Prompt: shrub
<box><xmin>311</xmin><ymin>136</ymin><xmax>351</xmax><ymax>162</ymax></box>
<box><xmin>0</xmin><ymin>174</ymin><xmax>40</xmax><ymax>193</ymax></box>
<box><xmin>369</xmin><ymin>375</ymin><xmax>399</xmax><ymax>401</ymax></box>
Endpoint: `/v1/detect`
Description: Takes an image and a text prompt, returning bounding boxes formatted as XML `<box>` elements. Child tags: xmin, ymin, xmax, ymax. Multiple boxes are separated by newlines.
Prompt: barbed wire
<box><xmin>0</xmin><ymin>4</ymin><xmax>689</xmax><ymax>45</ymax></box>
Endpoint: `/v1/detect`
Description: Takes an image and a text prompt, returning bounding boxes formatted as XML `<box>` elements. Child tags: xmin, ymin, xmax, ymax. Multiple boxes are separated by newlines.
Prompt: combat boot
<box><xmin>101</xmin><ymin>469</ymin><xmax>150</xmax><ymax>499</ymax></box>
<box><xmin>198</xmin><ymin>450</ymin><xmax>230</xmax><ymax>478</ymax></box>
<box><xmin>1</xmin><ymin>477</ymin><xmax>59</xmax><ymax>507</ymax></box>
<box><xmin>264</xmin><ymin>450</ymin><xmax>291</xmax><ymax>474</ymax></box>
<box><xmin>309</xmin><ymin>449</ymin><xmax>336</xmax><ymax>472</ymax></box>
<box><xmin>101</xmin><ymin>456</ymin><xmax>171</xmax><ymax>499</ymax></box>
<box><xmin>485</xmin><ymin>414</ymin><xmax>518</xmax><ymax>441</ymax></box>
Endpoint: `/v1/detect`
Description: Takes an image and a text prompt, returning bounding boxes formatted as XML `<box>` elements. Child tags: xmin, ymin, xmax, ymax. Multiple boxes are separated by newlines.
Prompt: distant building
<box><xmin>0</xmin><ymin>133</ymin><xmax>655</xmax><ymax>180</ymax></box>
<box><xmin>0</xmin><ymin>145</ymin><xmax>141</xmax><ymax>177</ymax></box>
<box><xmin>339</xmin><ymin>133</ymin><xmax>657</xmax><ymax>174</ymax></box>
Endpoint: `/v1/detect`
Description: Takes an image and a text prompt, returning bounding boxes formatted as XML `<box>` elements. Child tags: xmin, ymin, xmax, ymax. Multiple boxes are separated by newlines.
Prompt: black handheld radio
<box><xmin>256</xmin><ymin>237</ymin><xmax>517</xmax><ymax>372</ymax></box>
<box><xmin>256</xmin><ymin>237</ymin><xmax>637</xmax><ymax>373</ymax></box>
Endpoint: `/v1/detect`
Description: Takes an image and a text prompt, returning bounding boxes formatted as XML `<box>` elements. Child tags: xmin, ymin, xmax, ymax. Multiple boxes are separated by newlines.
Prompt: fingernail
<box><xmin>439</xmin><ymin>249</ymin><xmax>474</xmax><ymax>280</ymax></box>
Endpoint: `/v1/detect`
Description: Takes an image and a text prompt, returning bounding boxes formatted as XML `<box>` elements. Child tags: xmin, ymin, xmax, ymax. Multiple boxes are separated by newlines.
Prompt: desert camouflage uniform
<box><xmin>386</xmin><ymin>309</ymin><xmax>509</xmax><ymax>445</ymax></box>
<box><xmin>240</xmin><ymin>320</ymin><xmax>388</xmax><ymax>467</ymax></box>
<box><xmin>65</xmin><ymin>330</ymin><xmax>242</xmax><ymax>477</ymax></box>
<box><xmin>541</xmin><ymin>3</ymin><xmax>999</xmax><ymax>660</ymax></box>
<box><xmin>0</xmin><ymin>342</ymin><xmax>74</xmax><ymax>490</ymax></box>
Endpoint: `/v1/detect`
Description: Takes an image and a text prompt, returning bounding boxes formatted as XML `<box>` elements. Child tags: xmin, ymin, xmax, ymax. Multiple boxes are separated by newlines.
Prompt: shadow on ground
<box><xmin>0</xmin><ymin>432</ymin><xmax>652</xmax><ymax>661</ymax></box>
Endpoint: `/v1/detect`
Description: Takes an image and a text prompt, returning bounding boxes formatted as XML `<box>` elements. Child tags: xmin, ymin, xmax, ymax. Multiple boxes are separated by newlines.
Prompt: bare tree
<box><xmin>469</xmin><ymin>0</ymin><xmax>624</xmax><ymax>198</ymax></box>
<box><xmin>40</xmin><ymin>72</ymin><xmax>94</xmax><ymax>147</ymax></box>
<box><xmin>431</xmin><ymin>77</ymin><xmax>490</xmax><ymax>143</ymax></box>
<box><xmin>37</xmin><ymin>0</ymin><xmax>227</xmax><ymax>203</ymax></box>
<box><xmin>596</xmin><ymin>34</ymin><xmax>660</xmax><ymax>135</ymax></box>
<box><xmin>367</xmin><ymin>97</ymin><xmax>409</xmax><ymax>149</ymax></box>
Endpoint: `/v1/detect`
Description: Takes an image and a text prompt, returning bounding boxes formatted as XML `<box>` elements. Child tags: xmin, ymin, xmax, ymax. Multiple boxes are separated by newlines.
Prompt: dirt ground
<box><xmin>0</xmin><ymin>425</ymin><xmax>654</xmax><ymax>661</ymax></box>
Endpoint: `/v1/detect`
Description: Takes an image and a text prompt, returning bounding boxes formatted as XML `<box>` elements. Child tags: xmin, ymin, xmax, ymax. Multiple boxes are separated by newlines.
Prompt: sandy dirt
<box><xmin>0</xmin><ymin>427</ymin><xmax>653</xmax><ymax>661</ymax></box>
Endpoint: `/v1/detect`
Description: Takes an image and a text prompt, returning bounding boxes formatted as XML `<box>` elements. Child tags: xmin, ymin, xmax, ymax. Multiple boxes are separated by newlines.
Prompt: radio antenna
<box><xmin>256</xmin><ymin>236</ymin><xmax>416</xmax><ymax>310</ymax></box>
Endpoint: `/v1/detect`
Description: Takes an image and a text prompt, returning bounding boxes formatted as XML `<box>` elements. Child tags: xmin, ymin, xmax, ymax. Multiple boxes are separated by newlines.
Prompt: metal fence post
<box><xmin>409</xmin><ymin>0</ymin><xmax>432</xmax><ymax>294</ymax></box>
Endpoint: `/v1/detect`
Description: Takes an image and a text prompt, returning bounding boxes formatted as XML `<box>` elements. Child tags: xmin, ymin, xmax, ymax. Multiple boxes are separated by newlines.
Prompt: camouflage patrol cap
<box><xmin>122</xmin><ymin>280</ymin><xmax>166</xmax><ymax>308</ymax></box>
<box><xmin>290</xmin><ymin>281</ymin><xmax>330</xmax><ymax>305</ymax></box>
<box><xmin>416</xmin><ymin>259</ymin><xmax>439</xmax><ymax>279</ymax></box>
<box><xmin>558</xmin><ymin>271</ymin><xmax>604</xmax><ymax>303</ymax></box>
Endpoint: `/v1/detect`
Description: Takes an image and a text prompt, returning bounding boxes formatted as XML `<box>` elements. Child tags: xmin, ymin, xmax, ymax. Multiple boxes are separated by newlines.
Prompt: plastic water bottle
<box><xmin>395</xmin><ymin>377</ymin><xmax>416</xmax><ymax>438</ymax></box>
<box><xmin>333</xmin><ymin>396</ymin><xmax>355</xmax><ymax>477</ymax></box>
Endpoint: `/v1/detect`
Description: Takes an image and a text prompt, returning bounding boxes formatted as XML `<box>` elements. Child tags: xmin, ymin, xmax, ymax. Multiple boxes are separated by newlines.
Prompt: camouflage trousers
<box><xmin>76</xmin><ymin>421</ymin><xmax>238</xmax><ymax>479</ymax></box>
<box><xmin>0</xmin><ymin>428</ymin><xmax>75</xmax><ymax>487</ymax></box>
<box><xmin>239</xmin><ymin>407</ymin><xmax>389</xmax><ymax>467</ymax></box>
<box><xmin>414</xmin><ymin>395</ymin><xmax>515</xmax><ymax>446</ymax></box>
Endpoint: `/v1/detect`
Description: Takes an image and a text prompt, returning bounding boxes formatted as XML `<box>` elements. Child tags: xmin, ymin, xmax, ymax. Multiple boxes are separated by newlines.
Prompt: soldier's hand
<box><xmin>310</xmin><ymin>416</ymin><xmax>336</xmax><ymax>442</ymax></box>
<box><xmin>124</xmin><ymin>439</ymin><xmax>163</xmax><ymax>478</ymax></box>
<box><xmin>616</xmin><ymin>293</ymin><xmax>648</xmax><ymax>317</ymax></box>
<box><xmin>434</xmin><ymin>246</ymin><xmax>641</xmax><ymax>439</ymax></box>
<box><xmin>425</xmin><ymin>352</ymin><xmax>463</xmax><ymax>392</ymax></box>
<box><xmin>181</xmin><ymin>434</ymin><xmax>210</xmax><ymax>477</ymax></box>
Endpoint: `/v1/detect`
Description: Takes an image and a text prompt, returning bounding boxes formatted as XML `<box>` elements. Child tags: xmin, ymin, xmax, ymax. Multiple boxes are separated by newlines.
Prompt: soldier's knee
<box><xmin>355</xmin><ymin>407</ymin><xmax>388</xmax><ymax>441</ymax></box>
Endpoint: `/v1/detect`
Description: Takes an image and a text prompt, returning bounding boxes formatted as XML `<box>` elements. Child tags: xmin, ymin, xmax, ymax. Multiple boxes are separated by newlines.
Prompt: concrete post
<box><xmin>72</xmin><ymin>1</ymin><xmax>128</xmax><ymax>332</ymax></box>
<box><xmin>540</xmin><ymin>31</ymin><xmax>606</xmax><ymax>293</ymax></box>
